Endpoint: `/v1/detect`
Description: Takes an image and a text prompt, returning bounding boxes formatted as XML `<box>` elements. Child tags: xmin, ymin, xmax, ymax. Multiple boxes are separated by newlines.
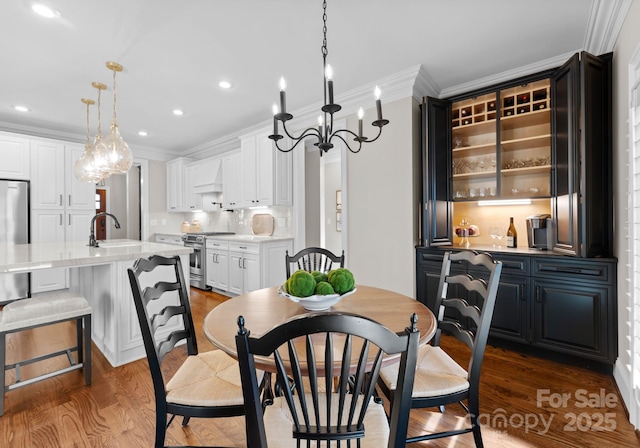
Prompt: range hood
<box><xmin>193</xmin><ymin>158</ymin><xmax>223</xmax><ymax>193</ymax></box>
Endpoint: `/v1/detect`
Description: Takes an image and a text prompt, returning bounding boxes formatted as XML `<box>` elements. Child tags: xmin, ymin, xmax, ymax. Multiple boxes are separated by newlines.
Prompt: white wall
<box><xmin>613</xmin><ymin>0</ymin><xmax>640</xmax><ymax>416</ymax></box>
<box><xmin>323</xmin><ymin>158</ymin><xmax>342</xmax><ymax>254</ymax></box>
<box><xmin>346</xmin><ymin>96</ymin><xmax>421</xmax><ymax>298</ymax></box>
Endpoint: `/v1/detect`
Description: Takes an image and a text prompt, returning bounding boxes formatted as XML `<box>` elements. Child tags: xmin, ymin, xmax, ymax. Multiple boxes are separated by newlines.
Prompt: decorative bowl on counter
<box><xmin>278</xmin><ymin>285</ymin><xmax>357</xmax><ymax>311</ymax></box>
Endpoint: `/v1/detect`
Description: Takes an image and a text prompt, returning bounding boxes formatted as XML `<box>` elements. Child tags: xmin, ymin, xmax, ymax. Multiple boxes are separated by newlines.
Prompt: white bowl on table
<box><xmin>278</xmin><ymin>285</ymin><xmax>357</xmax><ymax>311</ymax></box>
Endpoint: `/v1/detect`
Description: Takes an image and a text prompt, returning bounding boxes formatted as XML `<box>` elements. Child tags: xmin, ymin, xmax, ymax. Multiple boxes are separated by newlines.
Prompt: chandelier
<box><xmin>269</xmin><ymin>0</ymin><xmax>389</xmax><ymax>156</ymax></box>
<box><xmin>74</xmin><ymin>61</ymin><xmax>132</xmax><ymax>182</ymax></box>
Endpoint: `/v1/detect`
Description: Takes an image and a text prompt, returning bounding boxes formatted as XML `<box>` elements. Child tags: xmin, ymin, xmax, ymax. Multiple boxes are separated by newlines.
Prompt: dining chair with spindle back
<box><xmin>236</xmin><ymin>311</ymin><xmax>420</xmax><ymax>447</ymax></box>
<box><xmin>285</xmin><ymin>247</ymin><xmax>345</xmax><ymax>278</ymax></box>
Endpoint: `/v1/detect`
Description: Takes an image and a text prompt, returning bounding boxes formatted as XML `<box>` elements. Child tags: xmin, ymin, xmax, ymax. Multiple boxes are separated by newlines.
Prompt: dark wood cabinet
<box><xmin>416</xmin><ymin>247</ymin><xmax>617</xmax><ymax>365</ymax></box>
<box><xmin>422</xmin><ymin>98</ymin><xmax>453</xmax><ymax>246</ymax></box>
<box><xmin>551</xmin><ymin>52</ymin><xmax>613</xmax><ymax>257</ymax></box>
<box><xmin>420</xmin><ymin>51</ymin><xmax>613</xmax><ymax>258</ymax></box>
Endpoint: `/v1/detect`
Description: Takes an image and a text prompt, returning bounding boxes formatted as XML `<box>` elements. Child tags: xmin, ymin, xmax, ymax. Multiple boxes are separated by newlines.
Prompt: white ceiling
<box><xmin>0</xmin><ymin>0</ymin><xmax>630</xmax><ymax>159</ymax></box>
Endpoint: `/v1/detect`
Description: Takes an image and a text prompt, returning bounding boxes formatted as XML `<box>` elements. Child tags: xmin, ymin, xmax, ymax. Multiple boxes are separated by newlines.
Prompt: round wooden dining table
<box><xmin>203</xmin><ymin>285</ymin><xmax>437</xmax><ymax>373</ymax></box>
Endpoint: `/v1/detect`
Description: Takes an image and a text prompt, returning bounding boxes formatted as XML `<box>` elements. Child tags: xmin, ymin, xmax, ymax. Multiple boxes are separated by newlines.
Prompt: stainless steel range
<box><xmin>182</xmin><ymin>232</ymin><xmax>234</xmax><ymax>289</ymax></box>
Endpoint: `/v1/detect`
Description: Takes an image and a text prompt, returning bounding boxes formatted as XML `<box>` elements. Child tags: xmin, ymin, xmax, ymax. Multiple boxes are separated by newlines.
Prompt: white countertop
<box><xmin>0</xmin><ymin>239</ymin><xmax>192</xmax><ymax>273</ymax></box>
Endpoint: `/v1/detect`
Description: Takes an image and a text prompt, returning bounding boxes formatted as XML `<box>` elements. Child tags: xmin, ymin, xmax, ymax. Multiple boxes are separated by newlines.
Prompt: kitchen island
<box><xmin>0</xmin><ymin>240</ymin><xmax>192</xmax><ymax>367</ymax></box>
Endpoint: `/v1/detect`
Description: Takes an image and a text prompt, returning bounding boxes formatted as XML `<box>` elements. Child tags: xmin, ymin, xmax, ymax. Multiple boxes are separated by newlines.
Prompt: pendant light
<box><xmin>101</xmin><ymin>61</ymin><xmax>132</xmax><ymax>174</ymax></box>
<box><xmin>90</xmin><ymin>82</ymin><xmax>112</xmax><ymax>180</ymax></box>
<box><xmin>73</xmin><ymin>98</ymin><xmax>99</xmax><ymax>182</ymax></box>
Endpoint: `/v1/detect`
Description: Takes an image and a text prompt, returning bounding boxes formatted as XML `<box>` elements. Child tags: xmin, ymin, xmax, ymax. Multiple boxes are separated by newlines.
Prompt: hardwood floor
<box><xmin>1</xmin><ymin>287</ymin><xmax>639</xmax><ymax>447</ymax></box>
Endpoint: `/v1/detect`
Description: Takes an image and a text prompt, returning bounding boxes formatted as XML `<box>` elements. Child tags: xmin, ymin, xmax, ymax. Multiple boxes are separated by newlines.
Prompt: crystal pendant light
<box><xmin>102</xmin><ymin>61</ymin><xmax>132</xmax><ymax>174</ymax></box>
<box><xmin>89</xmin><ymin>82</ymin><xmax>111</xmax><ymax>180</ymax></box>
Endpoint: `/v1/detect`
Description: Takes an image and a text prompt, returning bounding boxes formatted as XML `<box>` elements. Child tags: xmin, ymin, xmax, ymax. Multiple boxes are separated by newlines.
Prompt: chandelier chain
<box><xmin>321</xmin><ymin>0</ymin><xmax>328</xmax><ymax>58</ymax></box>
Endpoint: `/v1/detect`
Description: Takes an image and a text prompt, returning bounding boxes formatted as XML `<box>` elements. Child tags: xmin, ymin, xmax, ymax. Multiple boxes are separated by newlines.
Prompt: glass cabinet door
<box><xmin>451</xmin><ymin>92</ymin><xmax>498</xmax><ymax>201</ymax></box>
<box><xmin>499</xmin><ymin>79</ymin><xmax>551</xmax><ymax>199</ymax></box>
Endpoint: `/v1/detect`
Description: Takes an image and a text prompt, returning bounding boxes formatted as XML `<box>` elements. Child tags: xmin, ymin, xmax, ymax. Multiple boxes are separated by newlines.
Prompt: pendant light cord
<box><xmin>112</xmin><ymin>68</ymin><xmax>117</xmax><ymax>124</ymax></box>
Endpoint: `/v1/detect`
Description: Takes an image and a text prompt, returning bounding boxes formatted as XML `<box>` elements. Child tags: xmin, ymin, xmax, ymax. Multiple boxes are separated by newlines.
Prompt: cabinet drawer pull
<box><xmin>539</xmin><ymin>265</ymin><xmax>600</xmax><ymax>276</ymax></box>
<box><xmin>502</xmin><ymin>261</ymin><xmax>523</xmax><ymax>269</ymax></box>
<box><xmin>239</xmin><ymin>246</ymin><xmax>247</xmax><ymax>249</ymax></box>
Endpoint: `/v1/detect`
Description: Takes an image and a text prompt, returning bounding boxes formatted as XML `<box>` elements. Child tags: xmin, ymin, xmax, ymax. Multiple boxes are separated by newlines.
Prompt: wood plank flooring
<box><xmin>1</xmin><ymin>287</ymin><xmax>639</xmax><ymax>447</ymax></box>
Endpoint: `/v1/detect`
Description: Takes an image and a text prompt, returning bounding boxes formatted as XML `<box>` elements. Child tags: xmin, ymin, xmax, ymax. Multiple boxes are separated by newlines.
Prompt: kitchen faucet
<box><xmin>89</xmin><ymin>212</ymin><xmax>121</xmax><ymax>247</ymax></box>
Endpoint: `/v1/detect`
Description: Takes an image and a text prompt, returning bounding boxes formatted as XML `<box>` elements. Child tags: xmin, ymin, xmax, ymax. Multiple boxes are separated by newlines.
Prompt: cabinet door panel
<box><xmin>243</xmin><ymin>253</ymin><xmax>260</xmax><ymax>293</ymax></box>
<box><xmin>31</xmin><ymin>210</ymin><xmax>67</xmax><ymax>291</ymax></box>
<box><xmin>551</xmin><ymin>54</ymin><xmax>580</xmax><ymax>256</ymax></box>
<box><xmin>423</xmin><ymin>97</ymin><xmax>453</xmax><ymax>246</ymax></box>
<box><xmin>489</xmin><ymin>276</ymin><xmax>529</xmax><ymax>342</ymax></box>
<box><xmin>580</xmin><ymin>52</ymin><xmax>612</xmax><ymax>257</ymax></box>
<box><xmin>30</xmin><ymin>141</ymin><xmax>65</xmax><ymax>209</ymax></box>
<box><xmin>228</xmin><ymin>252</ymin><xmax>244</xmax><ymax>295</ymax></box>
<box><xmin>65</xmin><ymin>145</ymin><xmax>96</xmax><ymax>210</ymax></box>
<box><xmin>533</xmin><ymin>278</ymin><xmax>611</xmax><ymax>362</ymax></box>
<box><xmin>206</xmin><ymin>251</ymin><xmax>215</xmax><ymax>287</ymax></box>
<box><xmin>0</xmin><ymin>135</ymin><xmax>30</xmax><ymax>180</ymax></box>
<box><xmin>213</xmin><ymin>251</ymin><xmax>229</xmax><ymax>290</ymax></box>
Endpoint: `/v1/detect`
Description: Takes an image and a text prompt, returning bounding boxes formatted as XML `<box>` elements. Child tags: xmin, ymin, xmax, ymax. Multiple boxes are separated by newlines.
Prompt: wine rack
<box><xmin>450</xmin><ymin>79</ymin><xmax>551</xmax><ymax>201</ymax></box>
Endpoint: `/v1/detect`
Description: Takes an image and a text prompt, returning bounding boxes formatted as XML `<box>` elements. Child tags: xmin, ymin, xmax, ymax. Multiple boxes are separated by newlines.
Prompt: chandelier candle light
<box><xmin>269</xmin><ymin>0</ymin><xmax>389</xmax><ymax>156</ymax></box>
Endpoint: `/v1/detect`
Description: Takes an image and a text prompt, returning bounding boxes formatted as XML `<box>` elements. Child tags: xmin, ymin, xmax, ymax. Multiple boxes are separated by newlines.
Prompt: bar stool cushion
<box><xmin>0</xmin><ymin>291</ymin><xmax>91</xmax><ymax>333</ymax></box>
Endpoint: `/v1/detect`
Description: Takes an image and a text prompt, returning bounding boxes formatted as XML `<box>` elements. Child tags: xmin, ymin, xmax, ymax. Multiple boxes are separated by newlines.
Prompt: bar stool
<box><xmin>0</xmin><ymin>290</ymin><xmax>92</xmax><ymax>416</ymax></box>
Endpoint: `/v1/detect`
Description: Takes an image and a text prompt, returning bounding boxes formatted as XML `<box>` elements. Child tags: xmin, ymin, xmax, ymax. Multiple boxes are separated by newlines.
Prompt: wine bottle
<box><xmin>507</xmin><ymin>217</ymin><xmax>517</xmax><ymax>248</ymax></box>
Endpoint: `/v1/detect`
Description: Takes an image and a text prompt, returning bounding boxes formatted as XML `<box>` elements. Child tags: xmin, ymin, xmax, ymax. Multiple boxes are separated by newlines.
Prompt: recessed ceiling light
<box><xmin>31</xmin><ymin>3</ymin><xmax>60</xmax><ymax>18</ymax></box>
<box><xmin>12</xmin><ymin>105</ymin><xmax>30</xmax><ymax>112</ymax></box>
<box><xmin>138</xmin><ymin>131</ymin><xmax>148</xmax><ymax>137</ymax></box>
<box><xmin>172</xmin><ymin>109</ymin><xmax>184</xmax><ymax>116</ymax></box>
<box><xmin>219</xmin><ymin>81</ymin><xmax>232</xmax><ymax>89</ymax></box>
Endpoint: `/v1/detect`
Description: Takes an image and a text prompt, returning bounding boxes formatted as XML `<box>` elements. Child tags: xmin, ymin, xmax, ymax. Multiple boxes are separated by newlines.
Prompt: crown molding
<box><xmin>0</xmin><ymin>120</ymin><xmax>180</xmax><ymax>161</ymax></box>
<box><xmin>584</xmin><ymin>0</ymin><xmax>632</xmax><ymax>54</ymax></box>
<box><xmin>438</xmin><ymin>51</ymin><xmax>576</xmax><ymax>99</ymax></box>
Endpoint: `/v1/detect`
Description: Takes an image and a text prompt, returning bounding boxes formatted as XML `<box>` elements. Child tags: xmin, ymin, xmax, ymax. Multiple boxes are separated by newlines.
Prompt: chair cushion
<box><xmin>0</xmin><ymin>290</ymin><xmax>91</xmax><ymax>332</ymax></box>
<box><xmin>380</xmin><ymin>345</ymin><xmax>469</xmax><ymax>397</ymax></box>
<box><xmin>166</xmin><ymin>349</ymin><xmax>253</xmax><ymax>407</ymax></box>
<box><xmin>264</xmin><ymin>393</ymin><xmax>389</xmax><ymax>447</ymax></box>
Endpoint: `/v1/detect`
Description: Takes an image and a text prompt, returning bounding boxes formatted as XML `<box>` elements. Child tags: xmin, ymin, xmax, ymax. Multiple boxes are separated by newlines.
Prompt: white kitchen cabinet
<box><xmin>30</xmin><ymin>209</ymin><xmax>93</xmax><ymax>292</ymax></box>
<box><xmin>208</xmin><ymin>237</ymin><xmax>293</xmax><ymax>295</ymax></box>
<box><xmin>183</xmin><ymin>164</ymin><xmax>202</xmax><ymax>211</ymax></box>
<box><xmin>0</xmin><ymin>133</ymin><xmax>30</xmax><ymax>180</ymax></box>
<box><xmin>30</xmin><ymin>141</ymin><xmax>95</xmax><ymax>210</ymax></box>
<box><xmin>238</xmin><ymin>129</ymin><xmax>292</xmax><ymax>208</ymax></box>
<box><xmin>206</xmin><ymin>239</ymin><xmax>229</xmax><ymax>291</ymax></box>
<box><xmin>228</xmin><ymin>242</ymin><xmax>260</xmax><ymax>295</ymax></box>
<box><xmin>166</xmin><ymin>158</ymin><xmax>193</xmax><ymax>212</ymax></box>
<box><xmin>30</xmin><ymin>140</ymin><xmax>95</xmax><ymax>293</ymax></box>
<box><xmin>222</xmin><ymin>153</ymin><xmax>242</xmax><ymax>209</ymax></box>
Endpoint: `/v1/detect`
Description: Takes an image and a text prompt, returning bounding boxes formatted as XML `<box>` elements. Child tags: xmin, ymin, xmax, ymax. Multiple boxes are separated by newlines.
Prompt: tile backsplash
<box><xmin>187</xmin><ymin>206</ymin><xmax>293</xmax><ymax>236</ymax></box>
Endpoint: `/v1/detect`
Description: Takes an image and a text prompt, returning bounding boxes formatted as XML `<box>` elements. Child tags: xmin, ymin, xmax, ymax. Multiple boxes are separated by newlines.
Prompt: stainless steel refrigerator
<box><xmin>0</xmin><ymin>180</ymin><xmax>29</xmax><ymax>302</ymax></box>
